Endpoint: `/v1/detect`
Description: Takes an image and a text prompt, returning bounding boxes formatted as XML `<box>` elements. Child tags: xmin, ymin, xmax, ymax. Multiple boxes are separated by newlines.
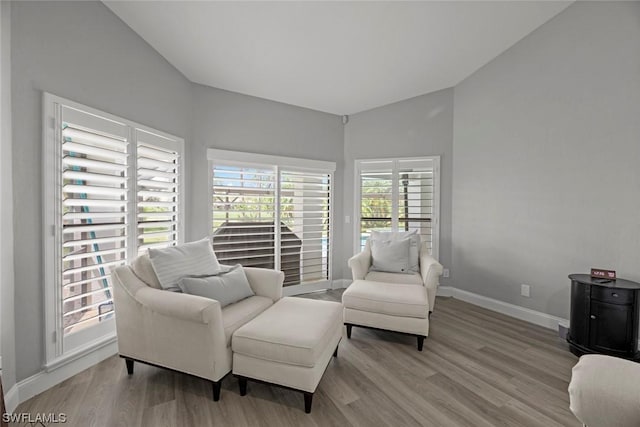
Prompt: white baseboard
<box><xmin>332</xmin><ymin>279</ymin><xmax>351</xmax><ymax>289</ymax></box>
<box><xmin>436</xmin><ymin>285</ymin><xmax>455</xmax><ymax>298</ymax></box>
<box><xmin>13</xmin><ymin>340</ymin><xmax>118</xmax><ymax>407</ymax></box>
<box><xmin>4</xmin><ymin>383</ymin><xmax>18</xmax><ymax>413</ymax></box>
<box><xmin>437</xmin><ymin>286</ymin><xmax>567</xmax><ymax>330</ymax></box>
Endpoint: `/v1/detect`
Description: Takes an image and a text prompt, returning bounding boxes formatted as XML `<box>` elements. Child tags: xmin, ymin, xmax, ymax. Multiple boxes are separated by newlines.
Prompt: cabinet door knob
<box><xmin>612</xmin><ymin>293</ymin><xmax>619</xmax><ymax>298</ymax></box>
<box><xmin>590</xmin><ymin>315</ymin><xmax>597</xmax><ymax>319</ymax></box>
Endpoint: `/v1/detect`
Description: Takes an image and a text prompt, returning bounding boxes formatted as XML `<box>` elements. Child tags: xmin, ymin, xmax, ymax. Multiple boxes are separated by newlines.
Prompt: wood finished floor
<box><xmin>16</xmin><ymin>291</ymin><xmax>581</xmax><ymax>427</ymax></box>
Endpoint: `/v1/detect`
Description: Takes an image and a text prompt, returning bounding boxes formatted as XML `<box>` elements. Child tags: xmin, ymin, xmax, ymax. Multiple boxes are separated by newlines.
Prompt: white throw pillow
<box><xmin>178</xmin><ymin>265</ymin><xmax>254</xmax><ymax>307</ymax></box>
<box><xmin>149</xmin><ymin>238</ymin><xmax>221</xmax><ymax>291</ymax></box>
<box><xmin>370</xmin><ymin>238</ymin><xmax>411</xmax><ymax>274</ymax></box>
<box><xmin>370</xmin><ymin>230</ymin><xmax>421</xmax><ymax>273</ymax></box>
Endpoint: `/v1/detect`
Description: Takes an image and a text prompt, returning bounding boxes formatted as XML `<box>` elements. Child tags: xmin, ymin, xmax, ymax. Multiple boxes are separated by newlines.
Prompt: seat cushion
<box><xmin>342</xmin><ymin>280</ymin><xmax>429</xmax><ymax>318</ymax></box>
<box><xmin>365</xmin><ymin>271</ymin><xmax>423</xmax><ymax>286</ymax></box>
<box><xmin>222</xmin><ymin>296</ymin><xmax>273</xmax><ymax>346</ymax></box>
<box><xmin>232</xmin><ymin>297</ymin><xmax>342</xmax><ymax>368</ymax></box>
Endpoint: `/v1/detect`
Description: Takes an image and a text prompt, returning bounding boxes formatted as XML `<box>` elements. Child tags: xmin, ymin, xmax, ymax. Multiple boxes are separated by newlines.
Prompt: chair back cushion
<box><xmin>370</xmin><ymin>230</ymin><xmax>421</xmax><ymax>272</ymax></box>
<box><xmin>370</xmin><ymin>238</ymin><xmax>411</xmax><ymax>273</ymax></box>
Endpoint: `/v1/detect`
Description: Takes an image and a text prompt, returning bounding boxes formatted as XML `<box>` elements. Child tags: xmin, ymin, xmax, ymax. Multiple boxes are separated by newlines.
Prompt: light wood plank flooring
<box><xmin>16</xmin><ymin>291</ymin><xmax>580</xmax><ymax>426</ymax></box>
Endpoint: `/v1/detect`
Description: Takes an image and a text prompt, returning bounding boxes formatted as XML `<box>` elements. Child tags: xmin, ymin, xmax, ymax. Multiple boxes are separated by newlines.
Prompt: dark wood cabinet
<box><xmin>567</xmin><ymin>274</ymin><xmax>640</xmax><ymax>360</ymax></box>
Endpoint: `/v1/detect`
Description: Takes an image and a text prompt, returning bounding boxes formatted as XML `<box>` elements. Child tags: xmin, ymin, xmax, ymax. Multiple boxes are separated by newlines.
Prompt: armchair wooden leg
<box><xmin>212</xmin><ymin>381</ymin><xmax>222</xmax><ymax>401</ymax></box>
<box><xmin>304</xmin><ymin>392</ymin><xmax>314</xmax><ymax>414</ymax></box>
<box><xmin>346</xmin><ymin>323</ymin><xmax>352</xmax><ymax>339</ymax></box>
<box><xmin>125</xmin><ymin>358</ymin><xmax>134</xmax><ymax>375</ymax></box>
<box><xmin>417</xmin><ymin>336</ymin><xmax>425</xmax><ymax>352</ymax></box>
<box><xmin>238</xmin><ymin>376</ymin><xmax>247</xmax><ymax>396</ymax></box>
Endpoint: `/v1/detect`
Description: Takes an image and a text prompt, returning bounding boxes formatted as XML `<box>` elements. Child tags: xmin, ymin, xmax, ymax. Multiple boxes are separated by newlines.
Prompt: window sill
<box><xmin>44</xmin><ymin>333</ymin><xmax>117</xmax><ymax>373</ymax></box>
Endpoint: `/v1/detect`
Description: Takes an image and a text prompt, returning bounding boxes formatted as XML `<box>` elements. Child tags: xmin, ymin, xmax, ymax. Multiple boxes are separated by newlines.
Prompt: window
<box><xmin>43</xmin><ymin>93</ymin><xmax>184</xmax><ymax>367</ymax></box>
<box><xmin>209</xmin><ymin>149</ymin><xmax>334</xmax><ymax>292</ymax></box>
<box><xmin>355</xmin><ymin>157</ymin><xmax>440</xmax><ymax>258</ymax></box>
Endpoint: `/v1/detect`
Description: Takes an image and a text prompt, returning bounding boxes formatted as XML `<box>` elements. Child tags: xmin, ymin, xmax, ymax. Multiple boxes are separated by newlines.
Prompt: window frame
<box><xmin>207</xmin><ymin>148</ymin><xmax>336</xmax><ymax>296</ymax></box>
<box><xmin>354</xmin><ymin>156</ymin><xmax>440</xmax><ymax>260</ymax></box>
<box><xmin>43</xmin><ymin>93</ymin><xmax>185</xmax><ymax>369</ymax></box>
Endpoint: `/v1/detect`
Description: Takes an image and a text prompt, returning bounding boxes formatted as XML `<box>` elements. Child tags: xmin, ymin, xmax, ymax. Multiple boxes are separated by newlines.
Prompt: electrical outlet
<box><xmin>443</xmin><ymin>268</ymin><xmax>450</xmax><ymax>278</ymax></box>
<box><xmin>521</xmin><ymin>284</ymin><xmax>531</xmax><ymax>298</ymax></box>
<box><xmin>345</xmin><ymin>215</ymin><xmax>350</xmax><ymax>224</ymax></box>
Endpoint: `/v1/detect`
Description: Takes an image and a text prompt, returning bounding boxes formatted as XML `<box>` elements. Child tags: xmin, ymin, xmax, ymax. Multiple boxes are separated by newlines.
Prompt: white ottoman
<box><xmin>232</xmin><ymin>297</ymin><xmax>342</xmax><ymax>413</ymax></box>
<box><xmin>342</xmin><ymin>279</ymin><xmax>430</xmax><ymax>351</ymax></box>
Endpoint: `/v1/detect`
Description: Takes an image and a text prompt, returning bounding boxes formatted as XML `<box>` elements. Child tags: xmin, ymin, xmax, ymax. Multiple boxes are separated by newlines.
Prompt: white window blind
<box><xmin>44</xmin><ymin>93</ymin><xmax>184</xmax><ymax>366</ymax></box>
<box><xmin>209</xmin><ymin>149</ymin><xmax>335</xmax><ymax>291</ymax></box>
<box><xmin>280</xmin><ymin>170</ymin><xmax>331</xmax><ymax>286</ymax></box>
<box><xmin>136</xmin><ymin>129</ymin><xmax>181</xmax><ymax>253</ymax></box>
<box><xmin>212</xmin><ymin>165</ymin><xmax>277</xmax><ymax>269</ymax></box>
<box><xmin>60</xmin><ymin>110</ymin><xmax>128</xmax><ymax>337</ymax></box>
<box><xmin>397</xmin><ymin>159</ymin><xmax>434</xmax><ymax>254</ymax></box>
<box><xmin>356</xmin><ymin>157</ymin><xmax>440</xmax><ymax>259</ymax></box>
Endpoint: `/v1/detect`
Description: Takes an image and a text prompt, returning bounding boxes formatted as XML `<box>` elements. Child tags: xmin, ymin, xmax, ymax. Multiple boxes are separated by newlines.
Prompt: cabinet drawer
<box><xmin>591</xmin><ymin>287</ymin><xmax>634</xmax><ymax>305</ymax></box>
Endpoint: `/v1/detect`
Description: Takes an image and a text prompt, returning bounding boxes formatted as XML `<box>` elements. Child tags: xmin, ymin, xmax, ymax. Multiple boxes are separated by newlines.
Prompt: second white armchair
<box><xmin>348</xmin><ymin>240</ymin><xmax>443</xmax><ymax>313</ymax></box>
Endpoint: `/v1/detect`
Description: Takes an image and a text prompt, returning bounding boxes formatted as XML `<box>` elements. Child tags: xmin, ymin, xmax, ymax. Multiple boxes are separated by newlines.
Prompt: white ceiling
<box><xmin>104</xmin><ymin>1</ymin><xmax>571</xmax><ymax>115</ymax></box>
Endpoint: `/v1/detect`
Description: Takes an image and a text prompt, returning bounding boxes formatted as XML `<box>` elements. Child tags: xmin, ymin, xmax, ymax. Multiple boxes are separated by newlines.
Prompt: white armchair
<box><xmin>348</xmin><ymin>240</ymin><xmax>443</xmax><ymax>313</ymax></box>
<box><xmin>112</xmin><ymin>254</ymin><xmax>284</xmax><ymax>401</ymax></box>
<box><xmin>343</xmin><ymin>239</ymin><xmax>444</xmax><ymax>351</ymax></box>
<box><xmin>569</xmin><ymin>354</ymin><xmax>640</xmax><ymax>427</ymax></box>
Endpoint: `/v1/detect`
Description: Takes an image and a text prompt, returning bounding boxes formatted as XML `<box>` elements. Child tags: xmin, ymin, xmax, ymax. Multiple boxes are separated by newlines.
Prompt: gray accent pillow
<box><xmin>370</xmin><ymin>238</ymin><xmax>411</xmax><ymax>274</ymax></box>
<box><xmin>149</xmin><ymin>238</ymin><xmax>221</xmax><ymax>291</ymax></box>
<box><xmin>370</xmin><ymin>230</ymin><xmax>421</xmax><ymax>272</ymax></box>
<box><xmin>178</xmin><ymin>265</ymin><xmax>255</xmax><ymax>307</ymax></box>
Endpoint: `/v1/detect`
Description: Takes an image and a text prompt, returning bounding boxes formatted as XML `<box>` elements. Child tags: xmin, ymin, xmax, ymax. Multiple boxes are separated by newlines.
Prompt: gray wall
<box><xmin>452</xmin><ymin>1</ymin><xmax>640</xmax><ymax>319</ymax></box>
<box><xmin>1</xmin><ymin>0</ymin><xmax>17</xmax><ymax>394</ymax></box>
<box><xmin>189</xmin><ymin>84</ymin><xmax>345</xmax><ymax>278</ymax></box>
<box><xmin>11</xmin><ymin>1</ymin><xmax>192</xmax><ymax>381</ymax></box>
<box><xmin>343</xmin><ymin>88</ymin><xmax>454</xmax><ymax>282</ymax></box>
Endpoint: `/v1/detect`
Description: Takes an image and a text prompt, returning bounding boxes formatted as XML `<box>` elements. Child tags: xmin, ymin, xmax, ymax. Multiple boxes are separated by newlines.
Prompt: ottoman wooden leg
<box><xmin>417</xmin><ymin>336</ymin><xmax>425</xmax><ymax>352</ymax></box>
<box><xmin>346</xmin><ymin>323</ymin><xmax>352</xmax><ymax>339</ymax></box>
<box><xmin>304</xmin><ymin>392</ymin><xmax>314</xmax><ymax>413</ymax></box>
<box><xmin>238</xmin><ymin>376</ymin><xmax>248</xmax><ymax>396</ymax></box>
<box><xmin>212</xmin><ymin>381</ymin><xmax>222</xmax><ymax>401</ymax></box>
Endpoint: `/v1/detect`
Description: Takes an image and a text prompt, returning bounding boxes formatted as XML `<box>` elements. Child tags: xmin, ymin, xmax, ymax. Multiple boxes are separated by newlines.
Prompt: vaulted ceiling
<box><xmin>105</xmin><ymin>1</ymin><xmax>571</xmax><ymax>115</ymax></box>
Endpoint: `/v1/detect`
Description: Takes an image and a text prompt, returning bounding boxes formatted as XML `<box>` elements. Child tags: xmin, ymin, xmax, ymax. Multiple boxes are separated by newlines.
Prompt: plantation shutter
<box><xmin>357</xmin><ymin>158</ymin><xmax>439</xmax><ymax>257</ymax></box>
<box><xmin>60</xmin><ymin>106</ymin><xmax>128</xmax><ymax>337</ymax></box>
<box><xmin>280</xmin><ymin>170</ymin><xmax>331</xmax><ymax>286</ymax></box>
<box><xmin>136</xmin><ymin>129</ymin><xmax>181</xmax><ymax>253</ymax></box>
<box><xmin>45</xmin><ymin>93</ymin><xmax>185</xmax><ymax>364</ymax></box>
<box><xmin>359</xmin><ymin>161</ymin><xmax>394</xmax><ymax>249</ymax></box>
<box><xmin>211</xmin><ymin>164</ymin><xmax>277</xmax><ymax>269</ymax></box>
<box><xmin>397</xmin><ymin>159</ymin><xmax>434</xmax><ymax>254</ymax></box>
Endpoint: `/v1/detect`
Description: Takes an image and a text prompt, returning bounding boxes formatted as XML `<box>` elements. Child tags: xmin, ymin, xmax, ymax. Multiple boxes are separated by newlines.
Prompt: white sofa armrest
<box><xmin>135</xmin><ymin>286</ymin><xmax>222</xmax><ymax>324</ymax></box>
<box><xmin>569</xmin><ymin>354</ymin><xmax>640</xmax><ymax>427</ymax></box>
<box><xmin>348</xmin><ymin>250</ymin><xmax>371</xmax><ymax>281</ymax></box>
<box><xmin>113</xmin><ymin>267</ymin><xmax>222</xmax><ymax>324</ymax></box>
<box><xmin>244</xmin><ymin>267</ymin><xmax>284</xmax><ymax>303</ymax></box>
<box><xmin>419</xmin><ymin>253</ymin><xmax>443</xmax><ymax>288</ymax></box>
<box><xmin>419</xmin><ymin>253</ymin><xmax>443</xmax><ymax>312</ymax></box>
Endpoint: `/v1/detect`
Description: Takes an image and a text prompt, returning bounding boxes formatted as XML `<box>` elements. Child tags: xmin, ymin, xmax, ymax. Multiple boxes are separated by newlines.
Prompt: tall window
<box><xmin>209</xmin><ymin>149</ymin><xmax>334</xmax><ymax>292</ymax></box>
<box><xmin>43</xmin><ymin>93</ymin><xmax>184</xmax><ymax>366</ymax></box>
<box><xmin>355</xmin><ymin>157</ymin><xmax>440</xmax><ymax>258</ymax></box>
